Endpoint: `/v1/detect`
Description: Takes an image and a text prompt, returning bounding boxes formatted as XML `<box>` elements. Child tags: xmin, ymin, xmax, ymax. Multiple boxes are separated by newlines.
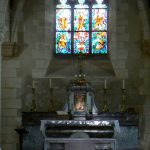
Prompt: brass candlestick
<box><xmin>102</xmin><ymin>88</ymin><xmax>109</xmax><ymax>112</ymax></box>
<box><xmin>120</xmin><ymin>88</ymin><xmax>126</xmax><ymax>113</ymax></box>
<box><xmin>48</xmin><ymin>87</ymin><xmax>54</xmax><ymax>112</ymax></box>
<box><xmin>30</xmin><ymin>88</ymin><xmax>37</xmax><ymax>112</ymax></box>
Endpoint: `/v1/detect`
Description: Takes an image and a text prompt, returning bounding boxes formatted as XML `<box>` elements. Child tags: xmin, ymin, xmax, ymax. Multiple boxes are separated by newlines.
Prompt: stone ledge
<box><xmin>22</xmin><ymin>112</ymin><xmax>139</xmax><ymax>126</ymax></box>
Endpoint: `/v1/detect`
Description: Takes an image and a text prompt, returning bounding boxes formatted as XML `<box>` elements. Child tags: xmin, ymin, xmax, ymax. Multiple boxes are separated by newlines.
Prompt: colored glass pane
<box><xmin>57</xmin><ymin>0</ymin><xmax>70</xmax><ymax>8</ymax></box>
<box><xmin>93</xmin><ymin>0</ymin><xmax>107</xmax><ymax>8</ymax></box>
<box><xmin>92</xmin><ymin>32</ymin><xmax>107</xmax><ymax>54</ymax></box>
<box><xmin>75</xmin><ymin>0</ymin><xmax>88</xmax><ymax>8</ymax></box>
<box><xmin>92</xmin><ymin>9</ymin><xmax>107</xmax><ymax>31</ymax></box>
<box><xmin>74</xmin><ymin>9</ymin><xmax>89</xmax><ymax>31</ymax></box>
<box><xmin>56</xmin><ymin>32</ymin><xmax>71</xmax><ymax>54</ymax></box>
<box><xmin>56</xmin><ymin>9</ymin><xmax>71</xmax><ymax>31</ymax></box>
<box><xmin>74</xmin><ymin>32</ymin><xmax>89</xmax><ymax>54</ymax></box>
<box><xmin>60</xmin><ymin>0</ymin><xmax>67</xmax><ymax>5</ymax></box>
<box><xmin>78</xmin><ymin>0</ymin><xmax>85</xmax><ymax>5</ymax></box>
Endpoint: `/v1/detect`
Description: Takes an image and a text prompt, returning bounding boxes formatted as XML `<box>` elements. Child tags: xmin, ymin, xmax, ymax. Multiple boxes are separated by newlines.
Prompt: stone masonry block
<box><xmin>2</xmin><ymin>59</ymin><xmax>20</xmax><ymax>68</ymax></box>
<box><xmin>112</xmin><ymin>60</ymin><xmax>126</xmax><ymax>69</ymax></box>
<box><xmin>117</xmin><ymin>19</ymin><xmax>129</xmax><ymax>26</ymax></box>
<box><xmin>2</xmin><ymin>68</ymin><xmax>17</xmax><ymax>77</ymax></box>
<box><xmin>4</xmin><ymin>77</ymin><xmax>21</xmax><ymax>88</ymax></box>
<box><xmin>144</xmin><ymin>59</ymin><xmax>150</xmax><ymax>69</ymax></box>
<box><xmin>117</xmin><ymin>42</ymin><xmax>126</xmax><ymax>49</ymax></box>
<box><xmin>1</xmin><ymin>117</ymin><xmax>6</xmax><ymax>126</ymax></box>
<box><xmin>1</xmin><ymin>89</ymin><xmax>17</xmax><ymax>99</ymax></box>
<box><xmin>117</xmin><ymin>34</ymin><xmax>130</xmax><ymax>42</ymax></box>
<box><xmin>1</xmin><ymin>117</ymin><xmax>19</xmax><ymax>126</ymax></box>
<box><xmin>1</xmin><ymin>126</ymin><xmax>16</xmax><ymax>135</ymax></box>
<box><xmin>115</xmin><ymin>69</ymin><xmax>128</xmax><ymax>78</ymax></box>
<box><xmin>2</xmin><ymin>108</ymin><xmax>18</xmax><ymax>117</ymax></box>
<box><xmin>117</xmin><ymin>26</ymin><xmax>126</xmax><ymax>33</ymax></box>
<box><xmin>1</xmin><ymin>133</ymin><xmax>18</xmax><ymax>144</ymax></box>
<box><xmin>32</xmin><ymin>68</ymin><xmax>46</xmax><ymax>78</ymax></box>
<box><xmin>1</xmin><ymin>99</ymin><xmax>21</xmax><ymax>109</ymax></box>
<box><xmin>35</xmin><ymin>59</ymin><xmax>49</xmax><ymax>69</ymax></box>
<box><xmin>116</xmin><ymin>50</ymin><xmax>128</xmax><ymax>59</ymax></box>
<box><xmin>140</xmin><ymin>69</ymin><xmax>150</xmax><ymax>78</ymax></box>
<box><xmin>120</xmin><ymin>3</ymin><xmax>129</xmax><ymax>11</ymax></box>
<box><xmin>32</xmin><ymin>50</ymin><xmax>47</xmax><ymax>59</ymax></box>
<box><xmin>1</xmin><ymin>144</ymin><xmax>16</xmax><ymax>150</ymax></box>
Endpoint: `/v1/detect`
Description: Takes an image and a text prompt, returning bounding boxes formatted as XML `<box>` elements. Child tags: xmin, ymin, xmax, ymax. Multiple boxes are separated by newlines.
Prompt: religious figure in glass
<box><xmin>56</xmin><ymin>32</ymin><xmax>71</xmax><ymax>54</ymax></box>
<box><xmin>74</xmin><ymin>32</ymin><xmax>89</xmax><ymax>54</ymax></box>
<box><xmin>56</xmin><ymin>9</ymin><xmax>71</xmax><ymax>31</ymax></box>
<box><xmin>92</xmin><ymin>32</ymin><xmax>107</xmax><ymax>54</ymax></box>
<box><xmin>74</xmin><ymin>9</ymin><xmax>89</xmax><ymax>31</ymax></box>
<box><xmin>92</xmin><ymin>9</ymin><xmax>107</xmax><ymax>31</ymax></box>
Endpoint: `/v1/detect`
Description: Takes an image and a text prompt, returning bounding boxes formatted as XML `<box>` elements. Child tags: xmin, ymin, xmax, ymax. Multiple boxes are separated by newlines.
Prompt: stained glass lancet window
<box><xmin>55</xmin><ymin>0</ymin><xmax>108</xmax><ymax>55</ymax></box>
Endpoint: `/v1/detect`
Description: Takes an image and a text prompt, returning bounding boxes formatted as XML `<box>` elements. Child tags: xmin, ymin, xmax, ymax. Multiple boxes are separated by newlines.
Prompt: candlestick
<box><xmin>119</xmin><ymin>88</ymin><xmax>126</xmax><ymax>113</ymax></box>
<box><xmin>49</xmin><ymin>78</ymin><xmax>52</xmax><ymax>88</ymax></box>
<box><xmin>122</xmin><ymin>80</ymin><xmax>125</xmax><ymax>89</ymax></box>
<box><xmin>32</xmin><ymin>80</ymin><xmax>35</xmax><ymax>89</ymax></box>
<box><xmin>30</xmin><ymin>84</ymin><xmax>37</xmax><ymax>112</ymax></box>
<box><xmin>102</xmin><ymin>88</ymin><xmax>109</xmax><ymax>112</ymax></box>
<box><xmin>104</xmin><ymin>79</ymin><xmax>107</xmax><ymax>89</ymax></box>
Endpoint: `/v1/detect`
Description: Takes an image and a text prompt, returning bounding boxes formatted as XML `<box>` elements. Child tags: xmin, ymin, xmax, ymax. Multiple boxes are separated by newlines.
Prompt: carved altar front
<box><xmin>40</xmin><ymin>120</ymin><xmax>117</xmax><ymax>150</ymax></box>
<box><xmin>22</xmin><ymin>112</ymin><xmax>139</xmax><ymax>150</ymax></box>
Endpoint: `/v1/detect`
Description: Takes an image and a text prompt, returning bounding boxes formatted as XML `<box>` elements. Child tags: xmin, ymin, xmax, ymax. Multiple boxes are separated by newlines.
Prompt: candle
<box><xmin>32</xmin><ymin>80</ymin><xmax>35</xmax><ymax>88</ymax></box>
<box><xmin>122</xmin><ymin>80</ymin><xmax>125</xmax><ymax>89</ymax></box>
<box><xmin>49</xmin><ymin>78</ymin><xmax>52</xmax><ymax>88</ymax></box>
<box><xmin>104</xmin><ymin>79</ymin><xmax>107</xmax><ymax>89</ymax></box>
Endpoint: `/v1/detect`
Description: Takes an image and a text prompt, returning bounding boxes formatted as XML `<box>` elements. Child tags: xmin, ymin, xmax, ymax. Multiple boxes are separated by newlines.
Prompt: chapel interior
<box><xmin>0</xmin><ymin>0</ymin><xmax>150</xmax><ymax>150</ymax></box>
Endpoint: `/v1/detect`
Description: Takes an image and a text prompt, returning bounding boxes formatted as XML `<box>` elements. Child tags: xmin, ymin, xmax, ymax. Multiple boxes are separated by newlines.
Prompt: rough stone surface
<box><xmin>0</xmin><ymin>0</ymin><xmax>150</xmax><ymax>149</ymax></box>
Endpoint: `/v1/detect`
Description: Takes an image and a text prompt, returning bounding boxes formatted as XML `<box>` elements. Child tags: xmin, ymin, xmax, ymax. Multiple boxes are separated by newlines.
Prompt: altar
<box><xmin>21</xmin><ymin>54</ymin><xmax>139</xmax><ymax>150</ymax></box>
<box><xmin>40</xmin><ymin>120</ymin><xmax>117</xmax><ymax>150</ymax></box>
<box><xmin>22</xmin><ymin>112</ymin><xmax>139</xmax><ymax>150</ymax></box>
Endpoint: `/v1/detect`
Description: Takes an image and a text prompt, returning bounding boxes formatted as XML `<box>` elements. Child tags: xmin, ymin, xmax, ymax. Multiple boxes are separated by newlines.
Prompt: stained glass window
<box><xmin>74</xmin><ymin>32</ymin><xmax>89</xmax><ymax>54</ymax></box>
<box><xmin>55</xmin><ymin>0</ymin><xmax>108</xmax><ymax>55</ymax></box>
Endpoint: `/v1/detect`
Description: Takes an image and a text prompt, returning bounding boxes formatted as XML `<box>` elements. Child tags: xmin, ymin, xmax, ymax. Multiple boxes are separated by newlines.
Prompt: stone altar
<box><xmin>22</xmin><ymin>112</ymin><xmax>139</xmax><ymax>150</ymax></box>
<box><xmin>40</xmin><ymin>119</ymin><xmax>117</xmax><ymax>150</ymax></box>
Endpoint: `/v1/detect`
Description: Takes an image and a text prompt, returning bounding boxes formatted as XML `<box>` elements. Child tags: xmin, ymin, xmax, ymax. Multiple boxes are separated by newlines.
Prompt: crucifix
<box><xmin>74</xmin><ymin>52</ymin><xmax>87</xmax><ymax>84</ymax></box>
<box><xmin>77</xmin><ymin>52</ymin><xmax>85</xmax><ymax>78</ymax></box>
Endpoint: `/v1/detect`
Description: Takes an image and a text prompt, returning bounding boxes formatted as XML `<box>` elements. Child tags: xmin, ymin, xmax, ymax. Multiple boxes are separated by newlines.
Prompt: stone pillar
<box><xmin>0</xmin><ymin>0</ymin><xmax>8</xmax><ymax>145</ymax></box>
<box><xmin>0</xmin><ymin>25</ymin><xmax>7</xmax><ymax>145</ymax></box>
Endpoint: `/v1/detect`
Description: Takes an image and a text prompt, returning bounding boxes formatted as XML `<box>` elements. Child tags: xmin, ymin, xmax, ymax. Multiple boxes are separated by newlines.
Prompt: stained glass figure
<box><xmin>56</xmin><ymin>9</ymin><xmax>71</xmax><ymax>31</ymax></box>
<box><xmin>74</xmin><ymin>9</ymin><xmax>89</xmax><ymax>31</ymax></box>
<box><xmin>74</xmin><ymin>32</ymin><xmax>89</xmax><ymax>54</ymax></box>
<box><xmin>92</xmin><ymin>9</ymin><xmax>107</xmax><ymax>31</ymax></box>
<box><xmin>92</xmin><ymin>32</ymin><xmax>107</xmax><ymax>54</ymax></box>
<box><xmin>56</xmin><ymin>32</ymin><xmax>71</xmax><ymax>54</ymax></box>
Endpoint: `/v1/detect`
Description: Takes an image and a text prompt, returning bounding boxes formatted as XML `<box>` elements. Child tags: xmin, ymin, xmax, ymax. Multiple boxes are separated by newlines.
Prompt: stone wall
<box><xmin>1</xmin><ymin>59</ymin><xmax>22</xmax><ymax>150</ymax></box>
<box><xmin>1</xmin><ymin>0</ymin><xmax>22</xmax><ymax>149</ymax></box>
<box><xmin>0</xmin><ymin>0</ymin><xmax>150</xmax><ymax>150</ymax></box>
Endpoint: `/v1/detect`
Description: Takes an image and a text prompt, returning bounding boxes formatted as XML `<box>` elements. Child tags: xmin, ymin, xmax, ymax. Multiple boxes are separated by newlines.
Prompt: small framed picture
<box><xmin>74</xmin><ymin>93</ymin><xmax>86</xmax><ymax>112</ymax></box>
